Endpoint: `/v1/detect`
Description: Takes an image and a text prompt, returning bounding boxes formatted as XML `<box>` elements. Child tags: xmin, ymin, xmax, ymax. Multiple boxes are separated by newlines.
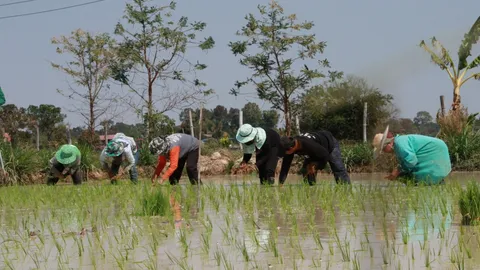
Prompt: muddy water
<box><xmin>0</xmin><ymin>173</ymin><xmax>479</xmax><ymax>269</ymax></box>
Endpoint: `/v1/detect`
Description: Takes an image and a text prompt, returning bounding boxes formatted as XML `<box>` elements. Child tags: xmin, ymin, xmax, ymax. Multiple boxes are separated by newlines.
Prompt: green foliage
<box><xmin>144</xmin><ymin>112</ymin><xmax>175</xmax><ymax>139</ymax></box>
<box><xmin>300</xmin><ymin>75</ymin><xmax>394</xmax><ymax>140</ymax></box>
<box><xmin>219</xmin><ymin>137</ymin><xmax>230</xmax><ymax>148</ymax></box>
<box><xmin>459</xmin><ymin>181</ymin><xmax>480</xmax><ymax>225</ymax></box>
<box><xmin>112</xmin><ymin>0</ymin><xmax>214</xmax><ymax>141</ymax></box>
<box><xmin>340</xmin><ymin>143</ymin><xmax>374</xmax><ymax>172</ymax></box>
<box><xmin>76</xmin><ymin>144</ymin><xmax>100</xmax><ymax>173</ymax></box>
<box><xmin>138</xmin><ymin>187</ymin><xmax>170</xmax><ymax>217</ymax></box>
<box><xmin>138</xmin><ymin>143</ymin><xmax>156</xmax><ymax>167</ymax></box>
<box><xmin>229</xmin><ymin>1</ymin><xmax>342</xmax><ymax>135</ymax></box>
<box><xmin>420</xmin><ymin>16</ymin><xmax>480</xmax><ymax>108</ymax></box>
<box><xmin>51</xmin><ymin>29</ymin><xmax>116</xmax><ymax>142</ymax></box>
<box><xmin>0</xmin><ymin>104</ymin><xmax>32</xmax><ymax>146</ymax></box>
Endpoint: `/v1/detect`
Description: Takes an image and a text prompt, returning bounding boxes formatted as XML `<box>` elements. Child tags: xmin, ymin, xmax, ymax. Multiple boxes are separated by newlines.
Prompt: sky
<box><xmin>1</xmin><ymin>0</ymin><xmax>480</xmax><ymax>128</ymax></box>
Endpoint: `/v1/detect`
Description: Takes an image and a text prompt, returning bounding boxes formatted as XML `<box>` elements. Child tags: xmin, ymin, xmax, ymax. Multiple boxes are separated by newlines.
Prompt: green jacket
<box><xmin>394</xmin><ymin>134</ymin><xmax>452</xmax><ymax>184</ymax></box>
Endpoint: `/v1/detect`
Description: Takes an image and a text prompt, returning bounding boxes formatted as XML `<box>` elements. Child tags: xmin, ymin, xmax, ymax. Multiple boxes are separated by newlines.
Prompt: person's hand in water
<box><xmin>385</xmin><ymin>168</ymin><xmax>400</xmax><ymax>180</ymax></box>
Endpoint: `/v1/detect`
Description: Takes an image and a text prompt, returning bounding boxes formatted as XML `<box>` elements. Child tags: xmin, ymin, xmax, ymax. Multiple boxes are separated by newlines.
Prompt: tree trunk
<box><xmin>146</xmin><ymin>82</ymin><xmax>154</xmax><ymax>141</ymax></box>
<box><xmin>452</xmin><ymin>85</ymin><xmax>461</xmax><ymax>111</ymax></box>
<box><xmin>89</xmin><ymin>100</ymin><xmax>96</xmax><ymax>144</ymax></box>
<box><xmin>284</xmin><ymin>99</ymin><xmax>290</xmax><ymax>136</ymax></box>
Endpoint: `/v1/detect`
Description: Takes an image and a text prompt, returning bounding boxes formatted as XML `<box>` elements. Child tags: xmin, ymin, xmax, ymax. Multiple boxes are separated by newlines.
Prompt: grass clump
<box><xmin>138</xmin><ymin>187</ymin><xmax>170</xmax><ymax>217</ymax></box>
<box><xmin>459</xmin><ymin>181</ymin><xmax>480</xmax><ymax>225</ymax></box>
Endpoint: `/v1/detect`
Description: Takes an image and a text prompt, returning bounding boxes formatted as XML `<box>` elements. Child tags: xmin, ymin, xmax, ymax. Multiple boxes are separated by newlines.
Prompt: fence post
<box><xmin>198</xmin><ymin>105</ymin><xmax>203</xmax><ymax>182</ymax></box>
<box><xmin>440</xmin><ymin>95</ymin><xmax>445</xmax><ymax>117</ymax></box>
<box><xmin>239</xmin><ymin>109</ymin><xmax>243</xmax><ymax>150</ymax></box>
<box><xmin>363</xmin><ymin>102</ymin><xmax>368</xmax><ymax>143</ymax></box>
<box><xmin>295</xmin><ymin>115</ymin><xmax>300</xmax><ymax>135</ymax></box>
<box><xmin>189</xmin><ymin>109</ymin><xmax>195</xmax><ymax>137</ymax></box>
<box><xmin>66</xmin><ymin>124</ymin><xmax>72</xmax><ymax>144</ymax></box>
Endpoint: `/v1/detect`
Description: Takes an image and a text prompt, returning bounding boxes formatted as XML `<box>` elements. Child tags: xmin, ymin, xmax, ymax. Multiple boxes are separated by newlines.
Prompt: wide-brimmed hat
<box><xmin>236</xmin><ymin>124</ymin><xmax>258</xmax><ymax>144</ymax></box>
<box><xmin>149</xmin><ymin>137</ymin><xmax>169</xmax><ymax>155</ymax></box>
<box><xmin>55</xmin><ymin>144</ymin><xmax>80</xmax><ymax>165</ymax></box>
<box><xmin>372</xmin><ymin>125</ymin><xmax>393</xmax><ymax>159</ymax></box>
<box><xmin>105</xmin><ymin>140</ymin><xmax>124</xmax><ymax>157</ymax></box>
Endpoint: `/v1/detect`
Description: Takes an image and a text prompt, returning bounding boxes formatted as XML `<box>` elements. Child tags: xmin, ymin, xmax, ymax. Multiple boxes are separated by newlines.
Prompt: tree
<box><xmin>242</xmin><ymin>102</ymin><xmax>263</xmax><ymax>127</ymax></box>
<box><xmin>0</xmin><ymin>104</ymin><xmax>31</xmax><ymax>146</ymax></box>
<box><xmin>51</xmin><ymin>29</ymin><xmax>117</xmax><ymax>144</ymax></box>
<box><xmin>26</xmin><ymin>104</ymin><xmax>66</xmax><ymax>142</ymax></box>
<box><xmin>229</xmin><ymin>1</ymin><xmax>342</xmax><ymax>135</ymax></box>
<box><xmin>112</xmin><ymin>0</ymin><xmax>215</xmax><ymax>141</ymax></box>
<box><xmin>300</xmin><ymin>75</ymin><xmax>394</xmax><ymax>140</ymax></box>
<box><xmin>419</xmin><ymin>16</ymin><xmax>480</xmax><ymax>111</ymax></box>
<box><xmin>413</xmin><ymin>111</ymin><xmax>439</xmax><ymax>136</ymax></box>
<box><xmin>413</xmin><ymin>111</ymin><xmax>433</xmax><ymax>127</ymax></box>
<box><xmin>262</xmin><ymin>109</ymin><xmax>279</xmax><ymax>129</ymax></box>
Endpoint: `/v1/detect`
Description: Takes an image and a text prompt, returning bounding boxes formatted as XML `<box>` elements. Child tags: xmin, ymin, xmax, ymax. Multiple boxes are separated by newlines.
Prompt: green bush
<box><xmin>201</xmin><ymin>139</ymin><xmax>221</xmax><ymax>157</ymax></box>
<box><xmin>219</xmin><ymin>137</ymin><xmax>230</xmax><ymax>148</ymax></box>
<box><xmin>459</xmin><ymin>181</ymin><xmax>480</xmax><ymax>225</ymax></box>
<box><xmin>340</xmin><ymin>143</ymin><xmax>373</xmax><ymax>172</ymax></box>
<box><xmin>138</xmin><ymin>144</ymin><xmax>156</xmax><ymax>166</ymax></box>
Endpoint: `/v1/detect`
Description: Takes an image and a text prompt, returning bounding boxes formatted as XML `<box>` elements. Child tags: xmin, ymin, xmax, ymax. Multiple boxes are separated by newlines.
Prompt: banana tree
<box><xmin>420</xmin><ymin>16</ymin><xmax>480</xmax><ymax>111</ymax></box>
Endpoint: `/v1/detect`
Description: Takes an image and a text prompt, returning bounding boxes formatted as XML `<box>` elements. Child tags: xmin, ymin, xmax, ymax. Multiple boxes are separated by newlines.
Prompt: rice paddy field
<box><xmin>0</xmin><ymin>173</ymin><xmax>479</xmax><ymax>270</ymax></box>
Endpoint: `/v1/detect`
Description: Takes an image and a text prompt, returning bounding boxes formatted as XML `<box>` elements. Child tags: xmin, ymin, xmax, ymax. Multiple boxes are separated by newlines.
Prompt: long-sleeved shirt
<box><xmin>0</xmin><ymin>86</ymin><xmax>5</xmax><ymax>106</ymax></box>
<box><xmin>300</xmin><ymin>130</ymin><xmax>335</xmax><ymax>153</ymax></box>
<box><xmin>393</xmin><ymin>134</ymin><xmax>451</xmax><ymax>184</ymax></box>
<box><xmin>99</xmin><ymin>143</ymin><xmax>136</xmax><ymax>172</ymax></box>
<box><xmin>242</xmin><ymin>128</ymin><xmax>281</xmax><ymax>167</ymax></box>
<box><xmin>154</xmin><ymin>133</ymin><xmax>199</xmax><ymax>180</ymax></box>
<box><xmin>113</xmin><ymin>133</ymin><xmax>138</xmax><ymax>153</ymax></box>
<box><xmin>279</xmin><ymin>136</ymin><xmax>331</xmax><ymax>184</ymax></box>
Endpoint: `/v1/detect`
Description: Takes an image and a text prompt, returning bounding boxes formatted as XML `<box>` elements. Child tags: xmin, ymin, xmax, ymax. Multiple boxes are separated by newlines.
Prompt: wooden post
<box><xmin>239</xmin><ymin>109</ymin><xmax>243</xmax><ymax>150</ymax></box>
<box><xmin>66</xmin><ymin>124</ymin><xmax>72</xmax><ymax>144</ymax></box>
<box><xmin>198</xmin><ymin>105</ymin><xmax>203</xmax><ymax>182</ymax></box>
<box><xmin>189</xmin><ymin>109</ymin><xmax>195</xmax><ymax>137</ymax></box>
<box><xmin>363</xmin><ymin>102</ymin><xmax>368</xmax><ymax>142</ymax></box>
<box><xmin>104</xmin><ymin>120</ymin><xmax>108</xmax><ymax>146</ymax></box>
<box><xmin>440</xmin><ymin>95</ymin><xmax>445</xmax><ymax>117</ymax></box>
<box><xmin>35</xmin><ymin>122</ymin><xmax>40</xmax><ymax>150</ymax></box>
<box><xmin>295</xmin><ymin>115</ymin><xmax>300</xmax><ymax>135</ymax></box>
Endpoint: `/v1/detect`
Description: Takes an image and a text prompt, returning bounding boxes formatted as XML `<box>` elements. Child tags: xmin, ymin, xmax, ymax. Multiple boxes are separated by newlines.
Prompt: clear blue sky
<box><xmin>1</xmin><ymin>0</ymin><xmax>479</xmax><ymax>128</ymax></box>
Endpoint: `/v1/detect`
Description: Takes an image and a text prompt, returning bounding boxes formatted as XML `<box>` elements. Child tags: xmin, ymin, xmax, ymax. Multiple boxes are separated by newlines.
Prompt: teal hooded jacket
<box><xmin>393</xmin><ymin>134</ymin><xmax>451</xmax><ymax>184</ymax></box>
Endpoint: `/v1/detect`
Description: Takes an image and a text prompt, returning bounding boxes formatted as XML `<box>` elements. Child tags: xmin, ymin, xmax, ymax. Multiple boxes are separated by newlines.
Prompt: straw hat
<box><xmin>372</xmin><ymin>125</ymin><xmax>393</xmax><ymax>159</ymax></box>
<box><xmin>55</xmin><ymin>144</ymin><xmax>80</xmax><ymax>165</ymax></box>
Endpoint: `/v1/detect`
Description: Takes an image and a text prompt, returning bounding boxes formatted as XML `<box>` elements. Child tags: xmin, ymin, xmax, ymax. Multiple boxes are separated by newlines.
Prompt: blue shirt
<box><xmin>394</xmin><ymin>135</ymin><xmax>452</xmax><ymax>184</ymax></box>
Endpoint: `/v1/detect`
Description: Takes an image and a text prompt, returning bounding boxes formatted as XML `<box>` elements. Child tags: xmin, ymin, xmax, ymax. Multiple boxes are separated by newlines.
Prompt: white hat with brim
<box><xmin>236</xmin><ymin>124</ymin><xmax>258</xmax><ymax>144</ymax></box>
<box><xmin>373</xmin><ymin>125</ymin><xmax>390</xmax><ymax>160</ymax></box>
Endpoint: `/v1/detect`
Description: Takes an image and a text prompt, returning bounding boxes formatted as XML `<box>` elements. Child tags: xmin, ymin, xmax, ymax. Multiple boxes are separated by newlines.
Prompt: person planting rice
<box><xmin>149</xmin><ymin>134</ymin><xmax>201</xmax><ymax>185</ymax></box>
<box><xmin>279</xmin><ymin>130</ymin><xmax>351</xmax><ymax>185</ymax></box>
<box><xmin>47</xmin><ymin>144</ymin><xmax>82</xmax><ymax>185</ymax></box>
<box><xmin>236</xmin><ymin>124</ymin><xmax>281</xmax><ymax>185</ymax></box>
<box><xmin>373</xmin><ymin>126</ymin><xmax>452</xmax><ymax>185</ymax></box>
<box><xmin>100</xmin><ymin>133</ymin><xmax>138</xmax><ymax>184</ymax></box>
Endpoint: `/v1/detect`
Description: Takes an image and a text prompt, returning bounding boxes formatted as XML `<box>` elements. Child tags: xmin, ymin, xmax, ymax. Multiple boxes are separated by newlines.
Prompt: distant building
<box><xmin>99</xmin><ymin>134</ymin><xmax>115</xmax><ymax>144</ymax></box>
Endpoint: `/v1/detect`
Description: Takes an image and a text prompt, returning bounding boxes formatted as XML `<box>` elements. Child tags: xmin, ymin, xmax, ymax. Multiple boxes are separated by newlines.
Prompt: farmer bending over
<box><xmin>236</xmin><ymin>124</ymin><xmax>281</xmax><ymax>185</ymax></box>
<box><xmin>279</xmin><ymin>130</ymin><xmax>351</xmax><ymax>185</ymax></box>
<box><xmin>47</xmin><ymin>144</ymin><xmax>82</xmax><ymax>185</ymax></box>
<box><xmin>149</xmin><ymin>133</ymin><xmax>201</xmax><ymax>185</ymax></box>
<box><xmin>373</xmin><ymin>126</ymin><xmax>452</xmax><ymax>185</ymax></box>
<box><xmin>100</xmin><ymin>133</ymin><xmax>138</xmax><ymax>184</ymax></box>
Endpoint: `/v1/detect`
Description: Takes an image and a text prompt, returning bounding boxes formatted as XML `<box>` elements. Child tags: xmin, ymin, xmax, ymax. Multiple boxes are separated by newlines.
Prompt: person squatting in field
<box><xmin>373</xmin><ymin>126</ymin><xmax>452</xmax><ymax>185</ymax></box>
<box><xmin>149</xmin><ymin>133</ymin><xmax>201</xmax><ymax>185</ymax></box>
<box><xmin>279</xmin><ymin>130</ymin><xmax>351</xmax><ymax>185</ymax></box>
<box><xmin>47</xmin><ymin>144</ymin><xmax>82</xmax><ymax>185</ymax></box>
<box><xmin>236</xmin><ymin>124</ymin><xmax>282</xmax><ymax>185</ymax></box>
<box><xmin>100</xmin><ymin>133</ymin><xmax>139</xmax><ymax>184</ymax></box>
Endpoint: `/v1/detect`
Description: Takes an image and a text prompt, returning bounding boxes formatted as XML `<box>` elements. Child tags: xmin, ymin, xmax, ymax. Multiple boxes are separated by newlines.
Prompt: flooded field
<box><xmin>0</xmin><ymin>173</ymin><xmax>479</xmax><ymax>269</ymax></box>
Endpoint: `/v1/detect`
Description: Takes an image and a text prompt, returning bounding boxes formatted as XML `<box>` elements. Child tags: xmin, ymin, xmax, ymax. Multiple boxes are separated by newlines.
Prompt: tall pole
<box><xmin>189</xmin><ymin>109</ymin><xmax>195</xmax><ymax>137</ymax></box>
<box><xmin>363</xmin><ymin>102</ymin><xmax>368</xmax><ymax>143</ymax></box>
<box><xmin>104</xmin><ymin>120</ymin><xmax>108</xmax><ymax>146</ymax></box>
<box><xmin>35</xmin><ymin>122</ymin><xmax>39</xmax><ymax>150</ymax></box>
<box><xmin>198</xmin><ymin>104</ymin><xmax>203</xmax><ymax>183</ymax></box>
<box><xmin>239</xmin><ymin>109</ymin><xmax>243</xmax><ymax>150</ymax></box>
<box><xmin>295</xmin><ymin>115</ymin><xmax>300</xmax><ymax>135</ymax></box>
<box><xmin>66</xmin><ymin>124</ymin><xmax>72</xmax><ymax>144</ymax></box>
<box><xmin>440</xmin><ymin>95</ymin><xmax>445</xmax><ymax>117</ymax></box>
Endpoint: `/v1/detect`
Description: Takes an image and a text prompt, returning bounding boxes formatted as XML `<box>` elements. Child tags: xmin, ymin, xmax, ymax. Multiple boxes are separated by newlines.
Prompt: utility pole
<box><xmin>363</xmin><ymin>102</ymin><xmax>368</xmax><ymax>142</ymax></box>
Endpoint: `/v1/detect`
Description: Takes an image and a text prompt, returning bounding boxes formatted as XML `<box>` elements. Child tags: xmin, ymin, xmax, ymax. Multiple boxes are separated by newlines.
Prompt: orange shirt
<box><xmin>154</xmin><ymin>146</ymin><xmax>181</xmax><ymax>180</ymax></box>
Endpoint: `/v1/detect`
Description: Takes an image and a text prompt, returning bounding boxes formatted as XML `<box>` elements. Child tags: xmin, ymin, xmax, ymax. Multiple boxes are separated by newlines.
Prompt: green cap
<box><xmin>55</xmin><ymin>144</ymin><xmax>81</xmax><ymax>165</ymax></box>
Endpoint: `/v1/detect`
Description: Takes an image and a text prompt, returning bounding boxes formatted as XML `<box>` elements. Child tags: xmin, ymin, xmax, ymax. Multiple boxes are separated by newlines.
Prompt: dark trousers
<box><xmin>257</xmin><ymin>156</ymin><xmax>278</xmax><ymax>185</ymax></box>
<box><xmin>301</xmin><ymin>139</ymin><xmax>351</xmax><ymax>185</ymax></box>
<box><xmin>111</xmin><ymin>151</ymin><xmax>139</xmax><ymax>184</ymax></box>
<box><xmin>169</xmin><ymin>149</ymin><xmax>200</xmax><ymax>185</ymax></box>
<box><xmin>47</xmin><ymin>163</ymin><xmax>82</xmax><ymax>186</ymax></box>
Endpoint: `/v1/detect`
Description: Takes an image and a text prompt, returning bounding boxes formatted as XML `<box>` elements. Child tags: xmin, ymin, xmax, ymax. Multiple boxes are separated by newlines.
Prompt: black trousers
<box><xmin>47</xmin><ymin>163</ymin><xmax>82</xmax><ymax>186</ymax></box>
<box><xmin>257</xmin><ymin>156</ymin><xmax>278</xmax><ymax>185</ymax></box>
<box><xmin>301</xmin><ymin>139</ymin><xmax>351</xmax><ymax>185</ymax></box>
<box><xmin>169</xmin><ymin>149</ymin><xmax>201</xmax><ymax>185</ymax></box>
